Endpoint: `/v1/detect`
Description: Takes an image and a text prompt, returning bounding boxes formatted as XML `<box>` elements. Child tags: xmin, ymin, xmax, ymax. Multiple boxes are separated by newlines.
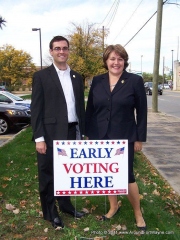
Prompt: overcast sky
<box><xmin>0</xmin><ymin>0</ymin><xmax>180</xmax><ymax>74</ymax></box>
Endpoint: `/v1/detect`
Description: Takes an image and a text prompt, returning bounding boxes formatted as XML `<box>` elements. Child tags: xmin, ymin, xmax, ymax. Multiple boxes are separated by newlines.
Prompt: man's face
<box><xmin>49</xmin><ymin>40</ymin><xmax>69</xmax><ymax>66</ymax></box>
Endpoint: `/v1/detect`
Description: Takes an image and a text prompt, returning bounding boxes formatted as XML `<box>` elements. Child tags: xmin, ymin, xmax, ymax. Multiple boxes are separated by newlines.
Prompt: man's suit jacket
<box><xmin>31</xmin><ymin>64</ymin><xmax>85</xmax><ymax>147</ymax></box>
<box><xmin>85</xmin><ymin>71</ymin><xmax>147</xmax><ymax>142</ymax></box>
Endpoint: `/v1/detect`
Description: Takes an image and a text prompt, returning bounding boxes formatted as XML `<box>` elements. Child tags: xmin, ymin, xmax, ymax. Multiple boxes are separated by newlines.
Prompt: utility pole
<box><xmin>152</xmin><ymin>0</ymin><xmax>163</xmax><ymax>112</ymax></box>
<box><xmin>162</xmin><ymin>56</ymin><xmax>165</xmax><ymax>88</ymax></box>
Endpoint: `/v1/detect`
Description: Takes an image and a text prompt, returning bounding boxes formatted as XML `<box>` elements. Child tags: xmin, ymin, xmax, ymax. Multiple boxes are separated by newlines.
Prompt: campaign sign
<box><xmin>53</xmin><ymin>140</ymin><xmax>128</xmax><ymax>196</ymax></box>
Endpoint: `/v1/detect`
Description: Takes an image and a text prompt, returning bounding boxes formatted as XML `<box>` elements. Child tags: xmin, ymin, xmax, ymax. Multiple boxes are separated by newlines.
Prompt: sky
<box><xmin>0</xmin><ymin>0</ymin><xmax>180</xmax><ymax>74</ymax></box>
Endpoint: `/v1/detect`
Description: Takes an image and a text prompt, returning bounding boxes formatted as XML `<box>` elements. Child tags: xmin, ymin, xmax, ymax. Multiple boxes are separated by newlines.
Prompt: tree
<box><xmin>0</xmin><ymin>16</ymin><xmax>6</xmax><ymax>29</ymax></box>
<box><xmin>0</xmin><ymin>45</ymin><xmax>36</xmax><ymax>90</ymax></box>
<box><xmin>67</xmin><ymin>22</ymin><xmax>109</xmax><ymax>86</ymax></box>
<box><xmin>142</xmin><ymin>72</ymin><xmax>163</xmax><ymax>84</ymax></box>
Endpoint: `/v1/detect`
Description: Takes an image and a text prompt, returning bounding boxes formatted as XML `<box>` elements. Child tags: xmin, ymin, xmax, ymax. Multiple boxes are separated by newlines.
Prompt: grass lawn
<box><xmin>0</xmin><ymin>127</ymin><xmax>180</xmax><ymax>240</ymax></box>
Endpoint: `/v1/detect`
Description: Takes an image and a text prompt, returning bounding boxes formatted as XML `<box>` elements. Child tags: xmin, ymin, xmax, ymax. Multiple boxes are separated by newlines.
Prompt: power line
<box><xmin>112</xmin><ymin>0</ymin><xmax>144</xmax><ymax>43</ymax></box>
<box><xmin>124</xmin><ymin>0</ymin><xmax>169</xmax><ymax>47</ymax></box>
<box><xmin>106</xmin><ymin>0</ymin><xmax>120</xmax><ymax>28</ymax></box>
<box><xmin>124</xmin><ymin>11</ymin><xmax>157</xmax><ymax>47</ymax></box>
<box><xmin>99</xmin><ymin>0</ymin><xmax>120</xmax><ymax>27</ymax></box>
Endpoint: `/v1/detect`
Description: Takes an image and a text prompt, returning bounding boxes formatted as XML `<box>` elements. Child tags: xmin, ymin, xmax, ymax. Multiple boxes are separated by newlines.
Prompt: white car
<box><xmin>163</xmin><ymin>84</ymin><xmax>170</xmax><ymax>89</ymax></box>
<box><xmin>0</xmin><ymin>91</ymin><xmax>31</xmax><ymax>108</ymax></box>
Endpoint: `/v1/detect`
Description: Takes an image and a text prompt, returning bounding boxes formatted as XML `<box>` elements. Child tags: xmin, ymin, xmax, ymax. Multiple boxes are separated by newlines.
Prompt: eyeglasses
<box><xmin>52</xmin><ymin>47</ymin><xmax>69</xmax><ymax>52</ymax></box>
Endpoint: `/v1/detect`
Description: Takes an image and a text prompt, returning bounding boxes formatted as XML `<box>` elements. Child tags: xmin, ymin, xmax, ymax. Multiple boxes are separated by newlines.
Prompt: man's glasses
<box><xmin>52</xmin><ymin>47</ymin><xmax>69</xmax><ymax>52</ymax></box>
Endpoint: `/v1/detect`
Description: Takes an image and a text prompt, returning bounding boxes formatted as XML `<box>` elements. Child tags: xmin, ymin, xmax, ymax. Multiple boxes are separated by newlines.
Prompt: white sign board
<box><xmin>53</xmin><ymin>139</ymin><xmax>128</xmax><ymax>196</ymax></box>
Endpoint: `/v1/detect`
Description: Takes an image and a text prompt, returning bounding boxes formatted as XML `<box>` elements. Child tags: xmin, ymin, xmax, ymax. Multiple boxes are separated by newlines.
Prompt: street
<box><xmin>146</xmin><ymin>89</ymin><xmax>180</xmax><ymax>118</ymax></box>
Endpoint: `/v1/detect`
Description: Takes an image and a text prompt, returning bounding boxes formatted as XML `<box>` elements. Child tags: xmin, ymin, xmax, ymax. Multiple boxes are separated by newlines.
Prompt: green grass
<box><xmin>20</xmin><ymin>95</ymin><xmax>31</xmax><ymax>100</ymax></box>
<box><xmin>0</xmin><ymin>127</ymin><xmax>180</xmax><ymax>240</ymax></box>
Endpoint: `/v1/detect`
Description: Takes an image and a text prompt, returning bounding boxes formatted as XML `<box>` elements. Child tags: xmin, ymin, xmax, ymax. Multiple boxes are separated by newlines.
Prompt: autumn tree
<box><xmin>0</xmin><ymin>16</ymin><xmax>6</xmax><ymax>29</ymax></box>
<box><xmin>142</xmin><ymin>72</ymin><xmax>163</xmax><ymax>84</ymax></box>
<box><xmin>67</xmin><ymin>22</ymin><xmax>108</xmax><ymax>86</ymax></box>
<box><xmin>0</xmin><ymin>45</ymin><xmax>36</xmax><ymax>90</ymax></box>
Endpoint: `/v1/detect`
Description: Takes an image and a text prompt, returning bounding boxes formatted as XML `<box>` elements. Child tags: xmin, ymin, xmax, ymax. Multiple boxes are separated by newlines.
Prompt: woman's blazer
<box><xmin>85</xmin><ymin>71</ymin><xmax>147</xmax><ymax>142</ymax></box>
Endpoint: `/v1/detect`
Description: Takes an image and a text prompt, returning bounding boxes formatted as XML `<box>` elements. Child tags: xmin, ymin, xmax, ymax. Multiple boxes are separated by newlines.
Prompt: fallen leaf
<box><xmin>85</xmin><ymin>199</ymin><xmax>90</xmax><ymax>205</ymax></box>
<box><xmin>38</xmin><ymin>211</ymin><xmax>43</xmax><ymax>217</ymax></box>
<box><xmin>90</xmin><ymin>205</ymin><xmax>96</xmax><ymax>213</ymax></box>
<box><xmin>44</xmin><ymin>228</ymin><xmax>48</xmax><ymax>232</ymax></box>
<box><xmin>118</xmin><ymin>200</ymin><xmax>122</xmax><ymax>207</ymax></box>
<box><xmin>84</xmin><ymin>227</ymin><xmax>89</xmax><ymax>232</ymax></box>
<box><xmin>6</xmin><ymin>203</ymin><xmax>16</xmax><ymax>211</ymax></box>
<box><xmin>175</xmin><ymin>209</ymin><xmax>180</xmax><ymax>215</ymax></box>
<box><xmin>55</xmin><ymin>226</ymin><xmax>63</xmax><ymax>230</ymax></box>
<box><xmin>152</xmin><ymin>189</ymin><xmax>160</xmax><ymax>196</ymax></box>
<box><xmin>69</xmin><ymin>222</ymin><xmax>78</xmax><ymax>229</ymax></box>
<box><xmin>20</xmin><ymin>200</ymin><xmax>27</xmax><ymax>207</ymax></box>
<box><xmin>3</xmin><ymin>177</ymin><xmax>12</xmax><ymax>181</ymax></box>
<box><xmin>11</xmin><ymin>223</ymin><xmax>16</xmax><ymax>228</ymax></box>
<box><xmin>13</xmin><ymin>209</ymin><xmax>20</xmax><ymax>214</ymax></box>
<box><xmin>121</xmin><ymin>225</ymin><xmax>127</xmax><ymax>230</ymax></box>
<box><xmin>24</xmin><ymin>183</ymin><xmax>30</xmax><ymax>187</ymax></box>
<box><xmin>13</xmin><ymin>174</ymin><xmax>19</xmax><ymax>178</ymax></box>
<box><xmin>82</xmin><ymin>208</ymin><xmax>89</xmax><ymax>214</ymax></box>
<box><xmin>26</xmin><ymin>225</ymin><xmax>34</xmax><ymax>230</ymax></box>
<box><xmin>2</xmin><ymin>184</ymin><xmax>8</xmax><ymax>188</ymax></box>
<box><xmin>139</xmin><ymin>194</ymin><xmax>144</xmax><ymax>200</ymax></box>
<box><xmin>96</xmin><ymin>215</ymin><xmax>103</xmax><ymax>221</ymax></box>
<box><xmin>116</xmin><ymin>224</ymin><xmax>122</xmax><ymax>230</ymax></box>
<box><xmin>13</xmin><ymin>234</ymin><xmax>23</xmax><ymax>238</ymax></box>
<box><xmin>94</xmin><ymin>237</ymin><xmax>105</xmax><ymax>240</ymax></box>
<box><xmin>141</xmin><ymin>207</ymin><xmax>144</xmax><ymax>214</ymax></box>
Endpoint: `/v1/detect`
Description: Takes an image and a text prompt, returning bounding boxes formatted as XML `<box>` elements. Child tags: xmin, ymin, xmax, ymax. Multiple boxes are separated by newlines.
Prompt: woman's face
<box><xmin>106</xmin><ymin>51</ymin><xmax>124</xmax><ymax>76</ymax></box>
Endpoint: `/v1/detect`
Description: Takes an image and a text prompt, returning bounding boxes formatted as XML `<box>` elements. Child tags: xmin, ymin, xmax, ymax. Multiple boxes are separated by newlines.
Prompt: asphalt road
<box><xmin>147</xmin><ymin>89</ymin><xmax>180</xmax><ymax>118</ymax></box>
<box><xmin>0</xmin><ymin>129</ymin><xmax>20</xmax><ymax>147</ymax></box>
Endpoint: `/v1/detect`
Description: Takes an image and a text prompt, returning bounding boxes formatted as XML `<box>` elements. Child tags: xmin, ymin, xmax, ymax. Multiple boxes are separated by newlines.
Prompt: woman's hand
<box><xmin>134</xmin><ymin>141</ymin><xmax>142</xmax><ymax>152</ymax></box>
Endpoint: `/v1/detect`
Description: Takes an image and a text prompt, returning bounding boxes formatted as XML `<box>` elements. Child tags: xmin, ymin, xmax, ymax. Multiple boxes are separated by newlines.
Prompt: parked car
<box><xmin>144</xmin><ymin>82</ymin><xmax>163</xmax><ymax>95</ymax></box>
<box><xmin>0</xmin><ymin>86</ymin><xmax>8</xmax><ymax>91</ymax></box>
<box><xmin>163</xmin><ymin>84</ymin><xmax>170</xmax><ymax>89</ymax></box>
<box><xmin>0</xmin><ymin>103</ymin><xmax>31</xmax><ymax>135</ymax></box>
<box><xmin>0</xmin><ymin>91</ymin><xmax>31</xmax><ymax>108</ymax></box>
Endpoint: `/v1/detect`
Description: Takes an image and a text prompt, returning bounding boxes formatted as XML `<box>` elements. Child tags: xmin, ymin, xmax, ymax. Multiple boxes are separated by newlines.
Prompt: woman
<box><xmin>85</xmin><ymin>44</ymin><xmax>147</xmax><ymax>230</ymax></box>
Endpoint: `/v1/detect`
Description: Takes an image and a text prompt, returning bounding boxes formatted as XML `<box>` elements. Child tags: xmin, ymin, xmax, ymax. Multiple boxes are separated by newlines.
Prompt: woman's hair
<box><xmin>103</xmin><ymin>44</ymin><xmax>129</xmax><ymax>70</ymax></box>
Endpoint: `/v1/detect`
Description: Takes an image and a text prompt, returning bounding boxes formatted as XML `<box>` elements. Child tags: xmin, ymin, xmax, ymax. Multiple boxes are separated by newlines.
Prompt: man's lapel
<box><xmin>70</xmin><ymin>70</ymin><xmax>79</xmax><ymax>98</ymax></box>
<box><xmin>49</xmin><ymin>64</ymin><xmax>65</xmax><ymax>97</ymax></box>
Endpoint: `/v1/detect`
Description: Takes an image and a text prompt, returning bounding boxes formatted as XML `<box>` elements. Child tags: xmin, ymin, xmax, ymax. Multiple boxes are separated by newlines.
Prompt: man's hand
<box><xmin>134</xmin><ymin>141</ymin><xmax>142</xmax><ymax>152</ymax></box>
<box><xmin>36</xmin><ymin>141</ymin><xmax>47</xmax><ymax>154</ymax></box>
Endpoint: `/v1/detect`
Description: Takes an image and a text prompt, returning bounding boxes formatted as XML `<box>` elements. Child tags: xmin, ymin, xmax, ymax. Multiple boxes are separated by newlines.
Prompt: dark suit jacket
<box><xmin>85</xmin><ymin>71</ymin><xmax>147</xmax><ymax>142</ymax></box>
<box><xmin>31</xmin><ymin>64</ymin><xmax>85</xmax><ymax>147</ymax></box>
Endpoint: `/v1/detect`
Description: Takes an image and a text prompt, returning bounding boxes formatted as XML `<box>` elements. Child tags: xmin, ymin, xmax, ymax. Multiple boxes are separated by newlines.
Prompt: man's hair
<box><xmin>103</xmin><ymin>44</ymin><xmax>129</xmax><ymax>70</ymax></box>
<box><xmin>49</xmin><ymin>36</ymin><xmax>69</xmax><ymax>49</ymax></box>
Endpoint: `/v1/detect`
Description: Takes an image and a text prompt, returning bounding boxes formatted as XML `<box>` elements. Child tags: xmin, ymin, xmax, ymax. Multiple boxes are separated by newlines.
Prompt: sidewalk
<box><xmin>142</xmin><ymin>108</ymin><xmax>180</xmax><ymax>195</ymax></box>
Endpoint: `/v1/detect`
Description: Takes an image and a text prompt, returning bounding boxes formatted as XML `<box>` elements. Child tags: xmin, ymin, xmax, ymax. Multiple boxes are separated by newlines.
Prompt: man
<box><xmin>31</xmin><ymin>36</ymin><xmax>85</xmax><ymax>228</ymax></box>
